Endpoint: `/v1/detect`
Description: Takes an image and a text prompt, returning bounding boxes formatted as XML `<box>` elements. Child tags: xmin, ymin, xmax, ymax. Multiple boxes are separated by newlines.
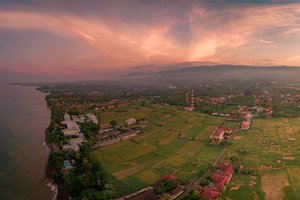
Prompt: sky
<box><xmin>1</xmin><ymin>0</ymin><xmax>300</xmax><ymax>81</ymax></box>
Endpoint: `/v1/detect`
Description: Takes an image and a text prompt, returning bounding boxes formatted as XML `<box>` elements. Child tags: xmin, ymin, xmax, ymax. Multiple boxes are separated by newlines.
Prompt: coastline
<box><xmin>36</xmin><ymin>86</ymin><xmax>58</xmax><ymax>200</ymax></box>
<box><xmin>43</xmin><ymin>127</ymin><xmax>58</xmax><ymax>200</ymax></box>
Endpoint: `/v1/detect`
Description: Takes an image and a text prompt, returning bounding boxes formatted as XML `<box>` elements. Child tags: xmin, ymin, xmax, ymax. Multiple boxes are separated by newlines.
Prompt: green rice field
<box><xmin>92</xmin><ymin>103</ymin><xmax>300</xmax><ymax>199</ymax></box>
<box><xmin>91</xmin><ymin>104</ymin><xmax>225</xmax><ymax>196</ymax></box>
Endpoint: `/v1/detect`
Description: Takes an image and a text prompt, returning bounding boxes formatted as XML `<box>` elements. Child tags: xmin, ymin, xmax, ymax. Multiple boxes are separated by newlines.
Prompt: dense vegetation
<box><xmin>46</xmin><ymin>97</ymin><xmax>112</xmax><ymax>200</ymax></box>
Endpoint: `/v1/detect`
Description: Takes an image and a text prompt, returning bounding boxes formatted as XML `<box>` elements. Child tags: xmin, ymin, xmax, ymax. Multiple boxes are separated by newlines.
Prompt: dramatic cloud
<box><xmin>0</xmin><ymin>0</ymin><xmax>300</xmax><ymax>80</ymax></box>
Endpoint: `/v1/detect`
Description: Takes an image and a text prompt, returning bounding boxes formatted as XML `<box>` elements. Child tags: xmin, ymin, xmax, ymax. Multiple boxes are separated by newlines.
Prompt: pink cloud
<box><xmin>0</xmin><ymin>1</ymin><xmax>300</xmax><ymax>79</ymax></box>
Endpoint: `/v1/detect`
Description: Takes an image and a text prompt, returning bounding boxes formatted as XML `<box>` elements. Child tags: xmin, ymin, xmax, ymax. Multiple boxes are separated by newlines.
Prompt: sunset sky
<box><xmin>1</xmin><ymin>0</ymin><xmax>300</xmax><ymax>81</ymax></box>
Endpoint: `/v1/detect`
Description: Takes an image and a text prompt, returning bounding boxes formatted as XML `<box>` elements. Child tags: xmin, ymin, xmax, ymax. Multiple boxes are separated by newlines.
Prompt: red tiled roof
<box><xmin>213</xmin><ymin>126</ymin><xmax>231</xmax><ymax>137</ymax></box>
<box><xmin>219</xmin><ymin>163</ymin><xmax>234</xmax><ymax>176</ymax></box>
<box><xmin>212</xmin><ymin>172</ymin><xmax>229</xmax><ymax>190</ymax></box>
<box><xmin>211</xmin><ymin>163</ymin><xmax>234</xmax><ymax>190</ymax></box>
<box><xmin>213</xmin><ymin>126</ymin><xmax>224</xmax><ymax>137</ymax></box>
<box><xmin>240</xmin><ymin>121</ymin><xmax>250</xmax><ymax>129</ymax></box>
<box><xmin>163</xmin><ymin>174</ymin><xmax>178</xmax><ymax>181</ymax></box>
<box><xmin>212</xmin><ymin>173</ymin><xmax>229</xmax><ymax>190</ymax></box>
<box><xmin>201</xmin><ymin>187</ymin><xmax>221</xmax><ymax>200</ymax></box>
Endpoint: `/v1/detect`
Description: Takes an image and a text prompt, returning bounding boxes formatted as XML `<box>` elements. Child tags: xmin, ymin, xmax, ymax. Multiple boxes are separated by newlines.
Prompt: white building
<box><xmin>61</xmin><ymin>113</ymin><xmax>81</xmax><ymax>136</ymax></box>
<box><xmin>86</xmin><ymin>113</ymin><xmax>99</xmax><ymax>124</ymax></box>
<box><xmin>126</xmin><ymin>118</ymin><xmax>137</xmax><ymax>125</ymax></box>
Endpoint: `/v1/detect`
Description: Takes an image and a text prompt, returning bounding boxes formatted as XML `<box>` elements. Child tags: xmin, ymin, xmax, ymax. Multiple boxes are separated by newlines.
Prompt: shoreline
<box><xmin>36</xmin><ymin>86</ymin><xmax>58</xmax><ymax>200</ymax></box>
<box><xmin>42</xmin><ymin>127</ymin><xmax>58</xmax><ymax>200</ymax></box>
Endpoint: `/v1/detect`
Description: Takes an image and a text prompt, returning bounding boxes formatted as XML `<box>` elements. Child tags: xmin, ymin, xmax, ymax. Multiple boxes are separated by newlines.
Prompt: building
<box><xmin>163</xmin><ymin>174</ymin><xmax>178</xmax><ymax>181</ymax></box>
<box><xmin>126</xmin><ymin>118</ymin><xmax>137</xmax><ymax>126</ymax></box>
<box><xmin>61</xmin><ymin>120</ymin><xmax>81</xmax><ymax>136</ymax></box>
<box><xmin>63</xmin><ymin>133</ymin><xmax>84</xmax><ymax>151</ymax></box>
<box><xmin>184</xmin><ymin>90</ymin><xmax>195</xmax><ymax>111</ymax></box>
<box><xmin>122</xmin><ymin>187</ymin><xmax>158</xmax><ymax>200</ymax></box>
<box><xmin>240</xmin><ymin>120</ymin><xmax>251</xmax><ymax>130</ymax></box>
<box><xmin>64</xmin><ymin>113</ymin><xmax>71</xmax><ymax>121</ymax></box>
<box><xmin>61</xmin><ymin>112</ymin><xmax>81</xmax><ymax>136</ymax></box>
<box><xmin>210</xmin><ymin>125</ymin><xmax>232</xmax><ymax>143</ymax></box>
<box><xmin>201</xmin><ymin>187</ymin><xmax>221</xmax><ymax>200</ymax></box>
<box><xmin>201</xmin><ymin>162</ymin><xmax>234</xmax><ymax>199</ymax></box>
<box><xmin>168</xmin><ymin>185</ymin><xmax>185</xmax><ymax>200</ymax></box>
<box><xmin>211</xmin><ymin>162</ymin><xmax>234</xmax><ymax>190</ymax></box>
<box><xmin>86</xmin><ymin>113</ymin><xmax>99</xmax><ymax>124</ymax></box>
<box><xmin>99</xmin><ymin>123</ymin><xmax>114</xmax><ymax>134</ymax></box>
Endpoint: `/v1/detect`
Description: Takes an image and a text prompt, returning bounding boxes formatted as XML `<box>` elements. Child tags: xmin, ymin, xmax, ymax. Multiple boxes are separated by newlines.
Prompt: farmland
<box><xmin>91</xmin><ymin>104</ymin><xmax>227</xmax><ymax>196</ymax></box>
<box><xmin>224</xmin><ymin>117</ymin><xmax>300</xmax><ymax>200</ymax></box>
<box><xmin>91</xmin><ymin>102</ymin><xmax>300</xmax><ymax>199</ymax></box>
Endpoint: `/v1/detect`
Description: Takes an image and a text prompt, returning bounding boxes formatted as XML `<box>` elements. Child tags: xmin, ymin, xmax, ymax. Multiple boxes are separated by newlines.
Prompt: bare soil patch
<box><xmin>113</xmin><ymin>163</ymin><xmax>142</xmax><ymax>179</ymax></box>
<box><xmin>230</xmin><ymin>184</ymin><xmax>242</xmax><ymax>191</ymax></box>
<box><xmin>261</xmin><ymin>171</ymin><xmax>290</xmax><ymax>200</ymax></box>
<box><xmin>284</xmin><ymin>156</ymin><xmax>295</xmax><ymax>160</ymax></box>
<box><xmin>233</xmin><ymin>136</ymin><xmax>244</xmax><ymax>140</ymax></box>
<box><xmin>249</xmin><ymin>181</ymin><xmax>256</xmax><ymax>186</ymax></box>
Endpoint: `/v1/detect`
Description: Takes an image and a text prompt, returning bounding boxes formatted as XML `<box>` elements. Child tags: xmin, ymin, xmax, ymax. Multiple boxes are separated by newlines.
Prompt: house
<box><xmin>201</xmin><ymin>162</ymin><xmax>233</xmax><ymax>199</ymax></box>
<box><xmin>61</xmin><ymin>120</ymin><xmax>81</xmax><ymax>136</ymax></box>
<box><xmin>63</xmin><ymin>134</ymin><xmax>84</xmax><ymax>151</ymax></box>
<box><xmin>100</xmin><ymin>123</ymin><xmax>114</xmax><ymax>134</ymax></box>
<box><xmin>163</xmin><ymin>174</ymin><xmax>178</xmax><ymax>181</ymax></box>
<box><xmin>240</xmin><ymin>120</ymin><xmax>251</xmax><ymax>130</ymax></box>
<box><xmin>64</xmin><ymin>113</ymin><xmax>71</xmax><ymax>121</ymax></box>
<box><xmin>126</xmin><ymin>118</ymin><xmax>137</xmax><ymax>126</ymax></box>
<box><xmin>211</xmin><ymin>162</ymin><xmax>234</xmax><ymax>190</ymax></box>
<box><xmin>86</xmin><ymin>113</ymin><xmax>99</xmax><ymax>124</ymax></box>
<box><xmin>201</xmin><ymin>187</ymin><xmax>221</xmax><ymax>200</ymax></box>
<box><xmin>210</xmin><ymin>126</ymin><xmax>232</xmax><ymax>142</ymax></box>
<box><xmin>61</xmin><ymin>113</ymin><xmax>81</xmax><ymax>136</ymax></box>
<box><xmin>266</xmin><ymin>107</ymin><xmax>273</xmax><ymax>117</ymax></box>
<box><xmin>211</xmin><ymin>172</ymin><xmax>230</xmax><ymax>190</ymax></box>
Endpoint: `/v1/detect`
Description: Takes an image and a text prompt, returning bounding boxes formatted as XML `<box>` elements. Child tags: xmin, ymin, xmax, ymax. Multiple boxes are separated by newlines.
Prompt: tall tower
<box><xmin>191</xmin><ymin>90</ymin><xmax>195</xmax><ymax>109</ymax></box>
<box><xmin>186</xmin><ymin>92</ymin><xmax>190</xmax><ymax>106</ymax></box>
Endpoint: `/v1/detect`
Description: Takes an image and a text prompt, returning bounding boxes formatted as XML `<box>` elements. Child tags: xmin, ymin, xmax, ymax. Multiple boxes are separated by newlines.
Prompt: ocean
<box><xmin>0</xmin><ymin>83</ymin><xmax>53</xmax><ymax>199</ymax></box>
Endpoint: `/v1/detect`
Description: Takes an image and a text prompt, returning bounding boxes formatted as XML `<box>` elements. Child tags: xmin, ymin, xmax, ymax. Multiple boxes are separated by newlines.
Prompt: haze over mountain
<box><xmin>127</xmin><ymin>64</ymin><xmax>300</xmax><ymax>82</ymax></box>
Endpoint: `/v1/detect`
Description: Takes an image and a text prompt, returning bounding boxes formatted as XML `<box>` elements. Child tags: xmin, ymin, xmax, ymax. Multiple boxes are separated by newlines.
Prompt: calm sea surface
<box><xmin>0</xmin><ymin>83</ymin><xmax>53</xmax><ymax>199</ymax></box>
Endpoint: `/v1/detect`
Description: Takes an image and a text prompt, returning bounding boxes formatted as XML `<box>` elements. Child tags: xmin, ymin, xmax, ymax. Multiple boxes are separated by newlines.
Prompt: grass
<box><xmin>225</xmin><ymin>174</ymin><xmax>264</xmax><ymax>200</ymax></box>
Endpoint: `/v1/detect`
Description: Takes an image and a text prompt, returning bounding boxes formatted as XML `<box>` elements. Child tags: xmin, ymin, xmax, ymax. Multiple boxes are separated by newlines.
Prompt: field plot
<box><xmin>225</xmin><ymin>117</ymin><xmax>300</xmax><ymax>199</ymax></box>
<box><xmin>261</xmin><ymin>170</ymin><xmax>290</xmax><ymax>200</ymax></box>
<box><xmin>91</xmin><ymin>104</ymin><xmax>226</xmax><ymax>196</ymax></box>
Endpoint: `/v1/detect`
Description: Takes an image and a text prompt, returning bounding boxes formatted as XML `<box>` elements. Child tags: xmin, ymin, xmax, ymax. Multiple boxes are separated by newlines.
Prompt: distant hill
<box><xmin>127</xmin><ymin>65</ymin><xmax>300</xmax><ymax>82</ymax></box>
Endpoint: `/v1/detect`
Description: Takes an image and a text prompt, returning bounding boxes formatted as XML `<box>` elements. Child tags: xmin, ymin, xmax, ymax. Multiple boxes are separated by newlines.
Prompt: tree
<box><xmin>48</xmin><ymin>152</ymin><xmax>63</xmax><ymax>170</ymax></box>
<box><xmin>110</xmin><ymin>120</ymin><xmax>117</xmax><ymax>127</ymax></box>
<box><xmin>160</xmin><ymin>193</ymin><xmax>171</xmax><ymax>200</ymax></box>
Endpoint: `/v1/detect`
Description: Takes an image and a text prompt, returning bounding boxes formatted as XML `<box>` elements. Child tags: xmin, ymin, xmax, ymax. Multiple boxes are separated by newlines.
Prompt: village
<box><xmin>56</xmin><ymin>85</ymin><xmax>276</xmax><ymax>197</ymax></box>
<box><xmin>58</xmin><ymin>91</ymin><xmax>264</xmax><ymax>200</ymax></box>
<box><xmin>42</xmin><ymin>78</ymin><xmax>300</xmax><ymax>200</ymax></box>
<box><xmin>56</xmin><ymin>94</ymin><xmax>242</xmax><ymax>200</ymax></box>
